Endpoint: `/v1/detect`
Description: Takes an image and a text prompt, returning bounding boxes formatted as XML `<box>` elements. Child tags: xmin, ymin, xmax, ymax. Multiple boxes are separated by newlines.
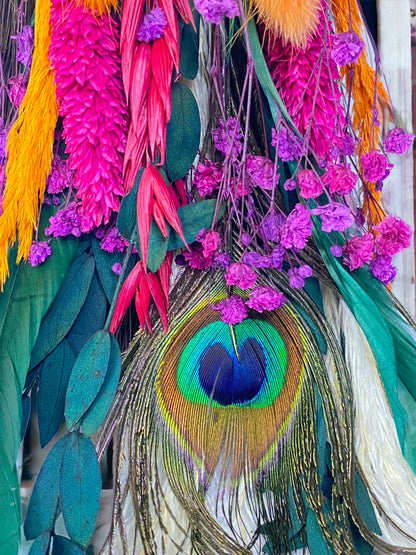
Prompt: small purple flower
<box><xmin>246</xmin><ymin>286</ymin><xmax>285</xmax><ymax>312</ymax></box>
<box><xmin>214</xmin><ymin>294</ymin><xmax>248</xmax><ymax>324</ymax></box>
<box><xmin>212</xmin><ymin>117</ymin><xmax>242</xmax><ymax>158</ymax></box>
<box><xmin>45</xmin><ymin>202</ymin><xmax>82</xmax><ymax>237</ymax></box>
<box><xmin>0</xmin><ymin>119</ymin><xmax>10</xmax><ymax>160</ymax></box>
<box><xmin>28</xmin><ymin>240</ymin><xmax>52</xmax><ymax>267</ymax></box>
<box><xmin>330</xmin><ymin>244</ymin><xmax>343</xmax><ymax>257</ymax></box>
<box><xmin>269</xmin><ymin>244</ymin><xmax>286</xmax><ymax>270</ymax></box>
<box><xmin>184</xmin><ymin>245</ymin><xmax>214</xmax><ymax>269</ymax></box>
<box><xmin>384</xmin><ymin>128</ymin><xmax>415</xmax><ymax>155</ymax></box>
<box><xmin>8</xmin><ymin>73</ymin><xmax>27</xmax><ymax>106</ymax></box>
<box><xmin>331</xmin><ymin>30</ymin><xmax>364</xmax><ymax>66</ymax></box>
<box><xmin>112</xmin><ymin>262</ymin><xmax>123</xmax><ymax>275</ymax></box>
<box><xmin>11</xmin><ymin>26</ymin><xmax>34</xmax><ymax>67</ymax></box>
<box><xmin>225</xmin><ymin>262</ymin><xmax>258</xmax><ymax>289</ymax></box>
<box><xmin>280</xmin><ymin>204</ymin><xmax>313</xmax><ymax>250</ymax></box>
<box><xmin>242</xmin><ymin>251</ymin><xmax>271</xmax><ymax>268</ymax></box>
<box><xmin>214</xmin><ymin>252</ymin><xmax>230</xmax><ymax>267</ymax></box>
<box><xmin>284</xmin><ymin>178</ymin><xmax>297</xmax><ymax>191</ymax></box>
<box><xmin>273</xmin><ymin>127</ymin><xmax>304</xmax><ymax>161</ymax></box>
<box><xmin>202</xmin><ymin>230</ymin><xmax>221</xmax><ymax>257</ymax></box>
<box><xmin>193</xmin><ymin>160</ymin><xmax>222</xmax><ymax>197</ymax></box>
<box><xmin>47</xmin><ymin>157</ymin><xmax>73</xmax><ymax>194</ymax></box>
<box><xmin>194</xmin><ymin>0</ymin><xmax>239</xmax><ymax>25</ymax></box>
<box><xmin>361</xmin><ymin>150</ymin><xmax>393</xmax><ymax>182</ymax></box>
<box><xmin>342</xmin><ymin>233</ymin><xmax>374</xmax><ymax>270</ymax></box>
<box><xmin>311</xmin><ymin>202</ymin><xmax>354</xmax><ymax>232</ymax></box>
<box><xmin>101</xmin><ymin>227</ymin><xmax>128</xmax><ymax>253</ymax></box>
<box><xmin>195</xmin><ymin>228</ymin><xmax>207</xmax><ymax>242</ymax></box>
<box><xmin>137</xmin><ymin>7</ymin><xmax>168</xmax><ymax>42</ymax></box>
<box><xmin>341</xmin><ymin>133</ymin><xmax>356</xmax><ymax>156</ymax></box>
<box><xmin>261</xmin><ymin>212</ymin><xmax>285</xmax><ymax>242</ymax></box>
<box><xmin>370</xmin><ymin>255</ymin><xmax>396</xmax><ymax>284</ymax></box>
<box><xmin>246</xmin><ymin>154</ymin><xmax>275</xmax><ymax>190</ymax></box>
<box><xmin>240</xmin><ymin>232</ymin><xmax>251</xmax><ymax>246</ymax></box>
<box><xmin>288</xmin><ymin>264</ymin><xmax>313</xmax><ymax>289</ymax></box>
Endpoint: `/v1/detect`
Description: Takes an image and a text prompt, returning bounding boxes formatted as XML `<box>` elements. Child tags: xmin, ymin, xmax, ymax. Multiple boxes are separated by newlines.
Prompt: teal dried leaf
<box><xmin>147</xmin><ymin>220</ymin><xmax>169</xmax><ymax>273</ymax></box>
<box><xmin>306</xmin><ymin>510</ymin><xmax>335</xmax><ymax>554</ymax></box>
<box><xmin>21</xmin><ymin>393</ymin><xmax>31</xmax><ymax>439</ymax></box>
<box><xmin>38</xmin><ymin>341</ymin><xmax>77</xmax><ymax>448</ymax></box>
<box><xmin>81</xmin><ymin>334</ymin><xmax>122</xmax><ymax>437</ymax></box>
<box><xmin>29</xmin><ymin>251</ymin><xmax>95</xmax><ymax>370</ymax></box>
<box><xmin>167</xmin><ymin>200</ymin><xmax>225</xmax><ymax>250</ymax></box>
<box><xmin>91</xmin><ymin>237</ymin><xmax>124</xmax><ymax>302</ymax></box>
<box><xmin>354</xmin><ymin>472</ymin><xmax>381</xmax><ymax>534</ymax></box>
<box><xmin>179</xmin><ymin>13</ymin><xmax>200</xmax><ymax>79</ymax></box>
<box><xmin>65</xmin><ymin>330</ymin><xmax>111</xmax><ymax>429</ymax></box>
<box><xmin>166</xmin><ymin>81</ymin><xmax>201</xmax><ymax>181</ymax></box>
<box><xmin>28</xmin><ymin>532</ymin><xmax>51</xmax><ymax>555</ymax></box>
<box><xmin>24</xmin><ymin>435</ymin><xmax>68</xmax><ymax>540</ymax></box>
<box><xmin>117</xmin><ymin>167</ymin><xmax>144</xmax><ymax>242</ymax></box>
<box><xmin>61</xmin><ymin>433</ymin><xmax>101</xmax><ymax>548</ymax></box>
<box><xmin>52</xmin><ymin>535</ymin><xmax>86</xmax><ymax>554</ymax></box>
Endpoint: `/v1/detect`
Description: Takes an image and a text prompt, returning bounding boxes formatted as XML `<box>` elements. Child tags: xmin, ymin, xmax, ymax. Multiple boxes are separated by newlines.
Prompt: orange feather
<box><xmin>77</xmin><ymin>0</ymin><xmax>118</xmax><ymax>14</ymax></box>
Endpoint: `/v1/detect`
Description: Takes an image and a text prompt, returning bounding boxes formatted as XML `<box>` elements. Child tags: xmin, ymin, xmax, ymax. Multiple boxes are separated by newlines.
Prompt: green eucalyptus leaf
<box><xmin>166</xmin><ymin>81</ymin><xmax>201</xmax><ymax>181</ymax></box>
<box><xmin>179</xmin><ymin>14</ymin><xmax>200</xmax><ymax>79</ymax></box>
<box><xmin>91</xmin><ymin>237</ymin><xmax>124</xmax><ymax>303</ymax></box>
<box><xmin>29</xmin><ymin>251</ymin><xmax>95</xmax><ymax>370</ymax></box>
<box><xmin>81</xmin><ymin>334</ymin><xmax>122</xmax><ymax>437</ymax></box>
<box><xmin>24</xmin><ymin>435</ymin><xmax>68</xmax><ymax>540</ymax></box>
<box><xmin>65</xmin><ymin>330</ymin><xmax>111</xmax><ymax>429</ymax></box>
<box><xmin>61</xmin><ymin>433</ymin><xmax>101</xmax><ymax>548</ymax></box>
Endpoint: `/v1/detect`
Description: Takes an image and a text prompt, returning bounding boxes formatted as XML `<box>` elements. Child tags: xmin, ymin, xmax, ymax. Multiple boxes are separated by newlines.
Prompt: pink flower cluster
<box><xmin>214</xmin><ymin>286</ymin><xmax>285</xmax><ymax>324</ymax></box>
<box><xmin>194</xmin><ymin>0</ymin><xmax>239</xmax><ymax>25</ymax></box>
<box><xmin>384</xmin><ymin>128</ymin><xmax>415</xmax><ymax>155</ymax></box>
<box><xmin>193</xmin><ymin>160</ymin><xmax>223</xmax><ymax>197</ymax></box>
<box><xmin>49</xmin><ymin>1</ymin><xmax>128</xmax><ymax>230</ymax></box>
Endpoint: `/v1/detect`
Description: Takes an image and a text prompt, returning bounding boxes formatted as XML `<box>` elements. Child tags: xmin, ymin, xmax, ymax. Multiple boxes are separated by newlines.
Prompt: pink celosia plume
<box><xmin>49</xmin><ymin>1</ymin><xmax>128</xmax><ymax>229</ymax></box>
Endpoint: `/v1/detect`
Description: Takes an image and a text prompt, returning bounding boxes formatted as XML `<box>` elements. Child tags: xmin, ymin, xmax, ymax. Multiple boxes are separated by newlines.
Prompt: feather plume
<box><xmin>249</xmin><ymin>0</ymin><xmax>321</xmax><ymax>49</ymax></box>
<box><xmin>0</xmin><ymin>0</ymin><xmax>58</xmax><ymax>286</ymax></box>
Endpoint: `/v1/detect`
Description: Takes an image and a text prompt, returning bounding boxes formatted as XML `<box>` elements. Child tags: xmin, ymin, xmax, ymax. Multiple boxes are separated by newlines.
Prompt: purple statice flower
<box><xmin>8</xmin><ymin>73</ymin><xmax>27</xmax><ymax>107</ymax></box>
<box><xmin>270</xmin><ymin>244</ymin><xmax>286</xmax><ymax>270</ymax></box>
<box><xmin>297</xmin><ymin>169</ymin><xmax>323</xmax><ymax>199</ymax></box>
<box><xmin>47</xmin><ymin>157</ymin><xmax>73</xmax><ymax>194</ymax></box>
<box><xmin>261</xmin><ymin>211</ymin><xmax>285</xmax><ymax>242</ymax></box>
<box><xmin>11</xmin><ymin>25</ymin><xmax>34</xmax><ymax>67</ymax></box>
<box><xmin>214</xmin><ymin>294</ymin><xmax>247</xmax><ymax>324</ymax></box>
<box><xmin>0</xmin><ymin>119</ymin><xmax>9</xmax><ymax>160</ymax></box>
<box><xmin>311</xmin><ymin>202</ymin><xmax>354</xmax><ymax>232</ymax></box>
<box><xmin>112</xmin><ymin>262</ymin><xmax>123</xmax><ymax>275</ymax></box>
<box><xmin>284</xmin><ymin>178</ymin><xmax>297</xmax><ymax>191</ymax></box>
<box><xmin>361</xmin><ymin>150</ymin><xmax>393</xmax><ymax>182</ymax></box>
<box><xmin>195</xmin><ymin>228</ymin><xmax>207</xmax><ymax>242</ymax></box>
<box><xmin>225</xmin><ymin>262</ymin><xmax>258</xmax><ymax>289</ymax></box>
<box><xmin>384</xmin><ymin>128</ymin><xmax>415</xmax><ymax>155</ymax></box>
<box><xmin>246</xmin><ymin>286</ymin><xmax>285</xmax><ymax>312</ymax></box>
<box><xmin>101</xmin><ymin>227</ymin><xmax>128</xmax><ymax>252</ymax></box>
<box><xmin>184</xmin><ymin>244</ymin><xmax>214</xmax><ymax>269</ymax></box>
<box><xmin>280</xmin><ymin>204</ymin><xmax>313</xmax><ymax>250</ymax></box>
<box><xmin>28</xmin><ymin>240</ymin><xmax>52</xmax><ymax>267</ymax></box>
<box><xmin>212</xmin><ymin>117</ymin><xmax>242</xmax><ymax>158</ymax></box>
<box><xmin>202</xmin><ymin>230</ymin><xmax>221</xmax><ymax>257</ymax></box>
<box><xmin>370</xmin><ymin>255</ymin><xmax>396</xmax><ymax>284</ymax></box>
<box><xmin>374</xmin><ymin>215</ymin><xmax>413</xmax><ymax>256</ymax></box>
<box><xmin>330</xmin><ymin>244</ymin><xmax>343</xmax><ymax>257</ymax></box>
<box><xmin>342</xmin><ymin>233</ymin><xmax>374</xmax><ymax>270</ymax></box>
<box><xmin>193</xmin><ymin>160</ymin><xmax>223</xmax><ymax>197</ymax></box>
<box><xmin>246</xmin><ymin>154</ymin><xmax>275</xmax><ymax>190</ymax></box>
<box><xmin>137</xmin><ymin>7</ymin><xmax>168</xmax><ymax>42</ymax></box>
<box><xmin>331</xmin><ymin>31</ymin><xmax>364</xmax><ymax>66</ymax></box>
<box><xmin>242</xmin><ymin>251</ymin><xmax>271</xmax><ymax>268</ymax></box>
<box><xmin>273</xmin><ymin>127</ymin><xmax>304</xmax><ymax>161</ymax></box>
<box><xmin>214</xmin><ymin>252</ymin><xmax>230</xmax><ymax>267</ymax></box>
<box><xmin>322</xmin><ymin>164</ymin><xmax>358</xmax><ymax>195</ymax></box>
<box><xmin>45</xmin><ymin>202</ymin><xmax>82</xmax><ymax>237</ymax></box>
<box><xmin>240</xmin><ymin>232</ymin><xmax>251</xmax><ymax>246</ymax></box>
<box><xmin>288</xmin><ymin>264</ymin><xmax>313</xmax><ymax>289</ymax></box>
<box><xmin>340</xmin><ymin>133</ymin><xmax>357</xmax><ymax>156</ymax></box>
<box><xmin>194</xmin><ymin>0</ymin><xmax>239</xmax><ymax>25</ymax></box>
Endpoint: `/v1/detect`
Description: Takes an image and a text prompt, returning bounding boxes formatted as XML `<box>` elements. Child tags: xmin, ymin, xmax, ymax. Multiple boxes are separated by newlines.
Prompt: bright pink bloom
<box><xmin>225</xmin><ymin>262</ymin><xmax>258</xmax><ymax>289</ymax></box>
<box><xmin>322</xmin><ymin>164</ymin><xmax>358</xmax><ymax>195</ymax></box>
<box><xmin>214</xmin><ymin>294</ymin><xmax>248</xmax><ymax>324</ymax></box>
<box><xmin>280</xmin><ymin>204</ymin><xmax>313</xmax><ymax>250</ymax></box>
<box><xmin>246</xmin><ymin>155</ymin><xmax>275</xmax><ymax>190</ymax></box>
<box><xmin>246</xmin><ymin>286</ymin><xmax>285</xmax><ymax>312</ymax></box>
<box><xmin>297</xmin><ymin>169</ymin><xmax>323</xmax><ymax>199</ymax></box>
<box><xmin>193</xmin><ymin>160</ymin><xmax>223</xmax><ymax>197</ymax></box>
<box><xmin>202</xmin><ymin>230</ymin><xmax>221</xmax><ymax>257</ymax></box>
<box><xmin>370</xmin><ymin>255</ymin><xmax>396</xmax><ymax>284</ymax></box>
<box><xmin>384</xmin><ymin>128</ymin><xmax>415</xmax><ymax>155</ymax></box>
<box><xmin>311</xmin><ymin>202</ymin><xmax>354</xmax><ymax>232</ymax></box>
<box><xmin>361</xmin><ymin>150</ymin><xmax>393</xmax><ymax>182</ymax></box>
<box><xmin>49</xmin><ymin>1</ymin><xmax>128</xmax><ymax>228</ymax></box>
<box><xmin>374</xmin><ymin>215</ymin><xmax>413</xmax><ymax>256</ymax></box>
<box><xmin>342</xmin><ymin>233</ymin><xmax>374</xmax><ymax>270</ymax></box>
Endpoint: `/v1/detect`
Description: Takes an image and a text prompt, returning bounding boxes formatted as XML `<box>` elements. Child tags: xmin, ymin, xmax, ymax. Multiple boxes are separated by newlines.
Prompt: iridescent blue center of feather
<box><xmin>176</xmin><ymin>319</ymin><xmax>287</xmax><ymax>407</ymax></box>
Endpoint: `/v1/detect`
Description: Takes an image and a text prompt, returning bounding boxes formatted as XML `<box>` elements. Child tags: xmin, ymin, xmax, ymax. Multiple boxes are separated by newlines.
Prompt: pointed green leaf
<box><xmin>81</xmin><ymin>334</ymin><xmax>122</xmax><ymax>437</ymax></box>
<box><xmin>30</xmin><ymin>251</ymin><xmax>95</xmax><ymax>370</ymax></box>
<box><xmin>24</xmin><ymin>435</ymin><xmax>68</xmax><ymax>539</ymax></box>
<box><xmin>306</xmin><ymin>510</ymin><xmax>335</xmax><ymax>554</ymax></box>
<box><xmin>354</xmin><ymin>472</ymin><xmax>381</xmax><ymax>534</ymax></box>
<box><xmin>91</xmin><ymin>237</ymin><xmax>124</xmax><ymax>302</ymax></box>
<box><xmin>179</xmin><ymin>14</ymin><xmax>200</xmax><ymax>80</ymax></box>
<box><xmin>166</xmin><ymin>81</ymin><xmax>201</xmax><ymax>181</ymax></box>
<box><xmin>65</xmin><ymin>330</ymin><xmax>111</xmax><ymax>428</ymax></box>
<box><xmin>28</xmin><ymin>532</ymin><xmax>51</xmax><ymax>555</ymax></box>
<box><xmin>52</xmin><ymin>535</ymin><xmax>86</xmax><ymax>555</ymax></box>
<box><xmin>61</xmin><ymin>433</ymin><xmax>101</xmax><ymax>548</ymax></box>
<box><xmin>117</xmin><ymin>167</ymin><xmax>144</xmax><ymax>242</ymax></box>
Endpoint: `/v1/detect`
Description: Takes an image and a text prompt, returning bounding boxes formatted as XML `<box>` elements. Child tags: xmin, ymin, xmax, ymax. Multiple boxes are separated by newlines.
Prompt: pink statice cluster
<box><xmin>49</xmin><ymin>1</ymin><xmax>128</xmax><ymax>231</ymax></box>
<box><xmin>193</xmin><ymin>160</ymin><xmax>223</xmax><ymax>197</ymax></box>
<box><xmin>136</xmin><ymin>7</ymin><xmax>168</xmax><ymax>42</ymax></box>
<box><xmin>212</xmin><ymin>117</ymin><xmax>243</xmax><ymax>158</ymax></box>
<box><xmin>331</xmin><ymin>30</ymin><xmax>364</xmax><ymax>66</ymax></box>
<box><xmin>28</xmin><ymin>240</ymin><xmax>52</xmax><ymax>267</ymax></box>
<box><xmin>384</xmin><ymin>128</ymin><xmax>415</xmax><ymax>155</ymax></box>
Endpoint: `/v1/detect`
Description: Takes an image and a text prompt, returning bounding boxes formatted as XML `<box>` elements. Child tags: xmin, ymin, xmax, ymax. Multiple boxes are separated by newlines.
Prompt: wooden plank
<box><xmin>378</xmin><ymin>0</ymin><xmax>415</xmax><ymax>317</ymax></box>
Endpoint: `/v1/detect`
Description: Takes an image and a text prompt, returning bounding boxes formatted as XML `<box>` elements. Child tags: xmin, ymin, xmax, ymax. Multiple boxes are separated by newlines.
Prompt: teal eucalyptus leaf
<box><xmin>179</xmin><ymin>13</ymin><xmax>200</xmax><ymax>79</ymax></box>
<box><xmin>61</xmin><ymin>433</ymin><xmax>101</xmax><ymax>548</ymax></box>
<box><xmin>28</xmin><ymin>532</ymin><xmax>51</xmax><ymax>555</ymax></box>
<box><xmin>81</xmin><ymin>333</ymin><xmax>122</xmax><ymax>437</ymax></box>
<box><xmin>166</xmin><ymin>81</ymin><xmax>201</xmax><ymax>181</ymax></box>
<box><xmin>65</xmin><ymin>330</ymin><xmax>111</xmax><ymax>429</ymax></box>
<box><xmin>306</xmin><ymin>510</ymin><xmax>335</xmax><ymax>554</ymax></box>
<box><xmin>24</xmin><ymin>435</ymin><xmax>68</xmax><ymax>540</ymax></box>
<box><xmin>52</xmin><ymin>536</ymin><xmax>86</xmax><ymax>555</ymax></box>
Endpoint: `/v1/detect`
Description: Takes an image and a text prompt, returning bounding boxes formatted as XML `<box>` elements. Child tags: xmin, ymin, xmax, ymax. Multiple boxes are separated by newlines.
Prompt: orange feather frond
<box><xmin>77</xmin><ymin>0</ymin><xmax>118</xmax><ymax>14</ymax></box>
<box><xmin>249</xmin><ymin>0</ymin><xmax>321</xmax><ymax>49</ymax></box>
<box><xmin>331</xmin><ymin>0</ymin><xmax>391</xmax><ymax>224</ymax></box>
<box><xmin>0</xmin><ymin>0</ymin><xmax>58</xmax><ymax>287</ymax></box>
